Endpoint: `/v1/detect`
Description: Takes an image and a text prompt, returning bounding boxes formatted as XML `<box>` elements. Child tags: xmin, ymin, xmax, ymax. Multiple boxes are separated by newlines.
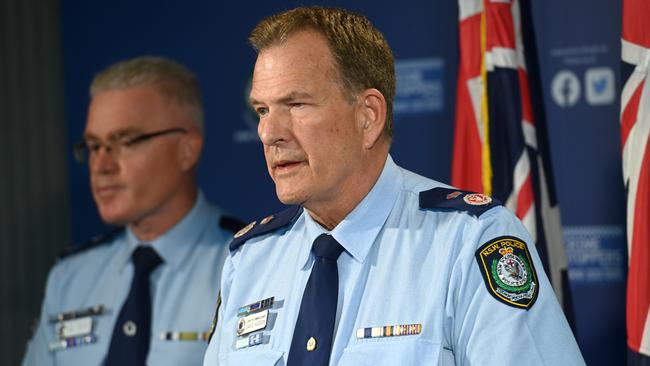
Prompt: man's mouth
<box><xmin>273</xmin><ymin>160</ymin><xmax>304</xmax><ymax>173</ymax></box>
<box><xmin>94</xmin><ymin>185</ymin><xmax>122</xmax><ymax>198</ymax></box>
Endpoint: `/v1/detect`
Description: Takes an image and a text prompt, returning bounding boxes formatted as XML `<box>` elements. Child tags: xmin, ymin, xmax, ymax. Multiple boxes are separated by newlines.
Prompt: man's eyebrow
<box><xmin>277</xmin><ymin>91</ymin><xmax>313</xmax><ymax>103</ymax></box>
<box><xmin>248</xmin><ymin>96</ymin><xmax>262</xmax><ymax>107</ymax></box>
<box><xmin>249</xmin><ymin>91</ymin><xmax>314</xmax><ymax>106</ymax></box>
<box><xmin>83</xmin><ymin>128</ymin><xmax>143</xmax><ymax>140</ymax></box>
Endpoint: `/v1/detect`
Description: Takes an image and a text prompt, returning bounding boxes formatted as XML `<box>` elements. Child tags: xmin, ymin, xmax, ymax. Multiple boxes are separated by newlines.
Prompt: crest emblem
<box><xmin>475</xmin><ymin>236</ymin><xmax>538</xmax><ymax>309</ymax></box>
<box><xmin>463</xmin><ymin>193</ymin><xmax>492</xmax><ymax>206</ymax></box>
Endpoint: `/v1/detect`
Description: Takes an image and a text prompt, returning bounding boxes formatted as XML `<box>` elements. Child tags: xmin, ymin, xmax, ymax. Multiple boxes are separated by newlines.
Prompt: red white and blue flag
<box><xmin>453</xmin><ymin>0</ymin><xmax>574</xmax><ymax>323</ymax></box>
<box><xmin>622</xmin><ymin>0</ymin><xmax>650</xmax><ymax>363</ymax></box>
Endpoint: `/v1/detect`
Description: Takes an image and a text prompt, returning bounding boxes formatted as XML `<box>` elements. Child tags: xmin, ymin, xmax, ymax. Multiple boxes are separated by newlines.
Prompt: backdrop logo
<box><xmin>394</xmin><ymin>58</ymin><xmax>444</xmax><ymax>116</ymax></box>
<box><xmin>585</xmin><ymin>67</ymin><xmax>615</xmax><ymax>106</ymax></box>
<box><xmin>233</xmin><ymin>75</ymin><xmax>260</xmax><ymax>143</ymax></box>
<box><xmin>564</xmin><ymin>226</ymin><xmax>625</xmax><ymax>284</ymax></box>
<box><xmin>551</xmin><ymin>70</ymin><xmax>580</xmax><ymax>107</ymax></box>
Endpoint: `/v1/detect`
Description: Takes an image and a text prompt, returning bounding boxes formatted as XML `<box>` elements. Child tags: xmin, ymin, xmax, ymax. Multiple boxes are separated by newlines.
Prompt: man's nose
<box><xmin>90</xmin><ymin>145</ymin><xmax>119</xmax><ymax>174</ymax></box>
<box><xmin>258</xmin><ymin>108</ymin><xmax>291</xmax><ymax>146</ymax></box>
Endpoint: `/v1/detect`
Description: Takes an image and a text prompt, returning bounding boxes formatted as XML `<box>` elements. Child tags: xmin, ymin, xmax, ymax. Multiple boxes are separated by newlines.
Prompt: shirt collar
<box><xmin>299</xmin><ymin>155</ymin><xmax>402</xmax><ymax>267</ymax></box>
<box><xmin>121</xmin><ymin>191</ymin><xmax>212</xmax><ymax>271</ymax></box>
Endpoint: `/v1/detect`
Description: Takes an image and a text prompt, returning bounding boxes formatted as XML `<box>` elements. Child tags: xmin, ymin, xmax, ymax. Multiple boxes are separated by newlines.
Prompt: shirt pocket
<box><xmin>339</xmin><ymin>339</ymin><xmax>444</xmax><ymax>366</ymax></box>
<box><xmin>54</xmin><ymin>342</ymin><xmax>104</xmax><ymax>366</ymax></box>
<box><xmin>225</xmin><ymin>349</ymin><xmax>284</xmax><ymax>365</ymax></box>
<box><xmin>148</xmin><ymin>340</ymin><xmax>208</xmax><ymax>366</ymax></box>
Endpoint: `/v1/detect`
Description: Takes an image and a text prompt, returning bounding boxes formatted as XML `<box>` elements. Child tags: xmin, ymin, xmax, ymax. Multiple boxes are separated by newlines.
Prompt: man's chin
<box><xmin>275</xmin><ymin>190</ymin><xmax>307</xmax><ymax>206</ymax></box>
<box><xmin>97</xmin><ymin>208</ymin><xmax>132</xmax><ymax>226</ymax></box>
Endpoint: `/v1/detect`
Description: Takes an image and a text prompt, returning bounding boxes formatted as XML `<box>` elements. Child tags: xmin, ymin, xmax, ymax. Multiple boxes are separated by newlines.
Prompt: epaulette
<box><xmin>229</xmin><ymin>205</ymin><xmax>303</xmax><ymax>252</ymax></box>
<box><xmin>219</xmin><ymin>215</ymin><xmax>247</xmax><ymax>233</ymax></box>
<box><xmin>419</xmin><ymin>187</ymin><xmax>501</xmax><ymax>218</ymax></box>
<box><xmin>59</xmin><ymin>227</ymin><xmax>124</xmax><ymax>260</ymax></box>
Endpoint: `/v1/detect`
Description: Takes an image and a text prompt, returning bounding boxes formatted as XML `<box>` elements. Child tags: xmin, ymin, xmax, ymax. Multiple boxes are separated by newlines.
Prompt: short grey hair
<box><xmin>90</xmin><ymin>56</ymin><xmax>204</xmax><ymax>131</ymax></box>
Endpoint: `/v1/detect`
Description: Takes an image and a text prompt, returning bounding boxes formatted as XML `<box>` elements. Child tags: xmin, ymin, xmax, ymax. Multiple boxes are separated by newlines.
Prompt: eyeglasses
<box><xmin>73</xmin><ymin>127</ymin><xmax>188</xmax><ymax>163</ymax></box>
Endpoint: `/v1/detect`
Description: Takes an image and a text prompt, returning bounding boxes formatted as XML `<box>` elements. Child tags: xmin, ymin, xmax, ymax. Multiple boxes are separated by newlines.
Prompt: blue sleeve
<box><xmin>449</xmin><ymin>207</ymin><xmax>585</xmax><ymax>365</ymax></box>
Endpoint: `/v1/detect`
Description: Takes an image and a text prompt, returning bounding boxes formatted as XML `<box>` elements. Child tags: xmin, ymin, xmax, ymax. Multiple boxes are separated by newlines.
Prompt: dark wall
<box><xmin>1</xmin><ymin>1</ymin><xmax>69</xmax><ymax>365</ymax></box>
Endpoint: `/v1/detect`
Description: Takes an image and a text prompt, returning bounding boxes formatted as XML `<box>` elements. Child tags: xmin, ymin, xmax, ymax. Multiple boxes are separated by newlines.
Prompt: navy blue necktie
<box><xmin>287</xmin><ymin>234</ymin><xmax>344</xmax><ymax>366</ymax></box>
<box><xmin>105</xmin><ymin>246</ymin><xmax>162</xmax><ymax>366</ymax></box>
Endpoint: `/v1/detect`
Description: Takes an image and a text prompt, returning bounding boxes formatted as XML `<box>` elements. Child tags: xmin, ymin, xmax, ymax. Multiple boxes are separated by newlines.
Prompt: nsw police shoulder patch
<box><xmin>475</xmin><ymin>236</ymin><xmax>539</xmax><ymax>310</ymax></box>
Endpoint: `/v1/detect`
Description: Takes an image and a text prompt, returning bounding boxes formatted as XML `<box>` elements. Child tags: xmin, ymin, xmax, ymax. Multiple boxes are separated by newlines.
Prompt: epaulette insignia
<box><xmin>234</xmin><ymin>221</ymin><xmax>256</xmax><ymax>239</ymax></box>
<box><xmin>419</xmin><ymin>187</ymin><xmax>501</xmax><ymax>217</ymax></box>
<box><xmin>475</xmin><ymin>236</ymin><xmax>539</xmax><ymax>310</ymax></box>
<box><xmin>260</xmin><ymin>214</ymin><xmax>274</xmax><ymax>225</ymax></box>
<box><xmin>219</xmin><ymin>215</ymin><xmax>247</xmax><ymax>233</ymax></box>
<box><xmin>229</xmin><ymin>206</ymin><xmax>303</xmax><ymax>252</ymax></box>
<box><xmin>59</xmin><ymin>227</ymin><xmax>123</xmax><ymax>259</ymax></box>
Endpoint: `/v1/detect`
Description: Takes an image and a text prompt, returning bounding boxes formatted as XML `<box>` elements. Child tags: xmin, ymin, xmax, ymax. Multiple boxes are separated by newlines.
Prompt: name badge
<box><xmin>235</xmin><ymin>333</ymin><xmax>264</xmax><ymax>349</ymax></box>
<box><xmin>236</xmin><ymin>309</ymin><xmax>268</xmax><ymax>337</ymax></box>
<box><xmin>57</xmin><ymin>317</ymin><xmax>93</xmax><ymax>339</ymax></box>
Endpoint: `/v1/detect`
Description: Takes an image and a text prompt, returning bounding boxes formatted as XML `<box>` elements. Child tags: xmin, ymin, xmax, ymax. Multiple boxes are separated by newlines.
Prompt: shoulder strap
<box><xmin>59</xmin><ymin>227</ymin><xmax>124</xmax><ymax>259</ymax></box>
<box><xmin>419</xmin><ymin>187</ymin><xmax>501</xmax><ymax>217</ymax></box>
<box><xmin>229</xmin><ymin>206</ymin><xmax>303</xmax><ymax>252</ymax></box>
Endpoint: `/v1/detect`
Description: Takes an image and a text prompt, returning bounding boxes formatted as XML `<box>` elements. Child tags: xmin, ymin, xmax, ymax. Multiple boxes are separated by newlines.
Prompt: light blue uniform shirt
<box><xmin>23</xmin><ymin>192</ymin><xmax>235</xmax><ymax>366</ymax></box>
<box><xmin>203</xmin><ymin>156</ymin><xmax>584</xmax><ymax>365</ymax></box>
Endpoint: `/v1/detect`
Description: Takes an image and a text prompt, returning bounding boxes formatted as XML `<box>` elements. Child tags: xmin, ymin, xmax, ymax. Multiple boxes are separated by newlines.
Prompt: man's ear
<box><xmin>179</xmin><ymin>131</ymin><xmax>203</xmax><ymax>172</ymax></box>
<box><xmin>356</xmin><ymin>88</ymin><xmax>387</xmax><ymax>149</ymax></box>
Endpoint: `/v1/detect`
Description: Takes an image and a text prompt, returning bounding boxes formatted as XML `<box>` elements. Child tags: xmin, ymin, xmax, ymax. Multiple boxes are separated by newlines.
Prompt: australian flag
<box><xmin>452</xmin><ymin>0</ymin><xmax>574</xmax><ymax>328</ymax></box>
<box><xmin>621</xmin><ymin>0</ymin><xmax>650</xmax><ymax>364</ymax></box>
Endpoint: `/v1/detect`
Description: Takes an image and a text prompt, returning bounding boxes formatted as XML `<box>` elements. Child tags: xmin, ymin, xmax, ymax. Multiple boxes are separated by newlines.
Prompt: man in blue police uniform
<box><xmin>22</xmin><ymin>57</ymin><xmax>242</xmax><ymax>366</ymax></box>
<box><xmin>203</xmin><ymin>6</ymin><xmax>585</xmax><ymax>366</ymax></box>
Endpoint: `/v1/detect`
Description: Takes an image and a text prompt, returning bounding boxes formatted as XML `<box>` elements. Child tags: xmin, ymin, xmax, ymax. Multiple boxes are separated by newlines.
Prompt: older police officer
<box><xmin>23</xmin><ymin>57</ymin><xmax>242</xmax><ymax>366</ymax></box>
<box><xmin>203</xmin><ymin>6</ymin><xmax>585</xmax><ymax>366</ymax></box>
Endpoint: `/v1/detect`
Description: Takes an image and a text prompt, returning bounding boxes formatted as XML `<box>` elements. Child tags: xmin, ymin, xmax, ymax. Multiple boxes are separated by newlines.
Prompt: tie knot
<box><xmin>312</xmin><ymin>234</ymin><xmax>344</xmax><ymax>260</ymax></box>
<box><xmin>132</xmin><ymin>246</ymin><xmax>163</xmax><ymax>274</ymax></box>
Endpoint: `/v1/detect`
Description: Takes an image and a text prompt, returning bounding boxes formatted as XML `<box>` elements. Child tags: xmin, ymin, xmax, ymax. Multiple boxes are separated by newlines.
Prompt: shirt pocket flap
<box><xmin>339</xmin><ymin>339</ymin><xmax>442</xmax><ymax>365</ymax></box>
<box><xmin>226</xmin><ymin>349</ymin><xmax>283</xmax><ymax>365</ymax></box>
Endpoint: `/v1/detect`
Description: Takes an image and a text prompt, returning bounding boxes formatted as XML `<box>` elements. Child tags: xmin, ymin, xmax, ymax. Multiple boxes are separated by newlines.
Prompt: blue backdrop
<box><xmin>60</xmin><ymin>1</ymin><xmax>625</xmax><ymax>364</ymax></box>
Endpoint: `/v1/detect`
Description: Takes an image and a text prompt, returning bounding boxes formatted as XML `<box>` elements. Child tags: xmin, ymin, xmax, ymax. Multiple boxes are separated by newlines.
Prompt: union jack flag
<box><xmin>452</xmin><ymin>0</ymin><xmax>573</xmax><ymax>324</ymax></box>
<box><xmin>622</xmin><ymin>0</ymin><xmax>650</xmax><ymax>363</ymax></box>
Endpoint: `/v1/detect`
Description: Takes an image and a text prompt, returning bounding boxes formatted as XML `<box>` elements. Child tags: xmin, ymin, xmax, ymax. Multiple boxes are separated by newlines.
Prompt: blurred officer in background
<box><xmin>23</xmin><ymin>56</ymin><xmax>242</xmax><ymax>366</ymax></box>
<box><xmin>202</xmin><ymin>6</ymin><xmax>585</xmax><ymax>366</ymax></box>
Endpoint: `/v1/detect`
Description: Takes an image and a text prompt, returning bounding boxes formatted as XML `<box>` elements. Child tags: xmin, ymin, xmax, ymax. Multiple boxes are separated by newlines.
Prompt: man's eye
<box><xmin>256</xmin><ymin>107</ymin><xmax>269</xmax><ymax>117</ymax></box>
<box><xmin>86</xmin><ymin>142</ymin><xmax>101</xmax><ymax>152</ymax></box>
<box><xmin>117</xmin><ymin>136</ymin><xmax>138</xmax><ymax>147</ymax></box>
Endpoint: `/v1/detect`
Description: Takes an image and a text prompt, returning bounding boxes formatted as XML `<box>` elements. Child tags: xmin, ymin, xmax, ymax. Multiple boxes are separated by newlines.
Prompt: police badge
<box><xmin>475</xmin><ymin>236</ymin><xmax>539</xmax><ymax>309</ymax></box>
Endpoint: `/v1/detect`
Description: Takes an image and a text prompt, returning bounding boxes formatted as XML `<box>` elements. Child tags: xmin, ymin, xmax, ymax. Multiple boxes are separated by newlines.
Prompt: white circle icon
<box><xmin>551</xmin><ymin>70</ymin><xmax>580</xmax><ymax>107</ymax></box>
<box><xmin>123</xmin><ymin>320</ymin><xmax>137</xmax><ymax>336</ymax></box>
